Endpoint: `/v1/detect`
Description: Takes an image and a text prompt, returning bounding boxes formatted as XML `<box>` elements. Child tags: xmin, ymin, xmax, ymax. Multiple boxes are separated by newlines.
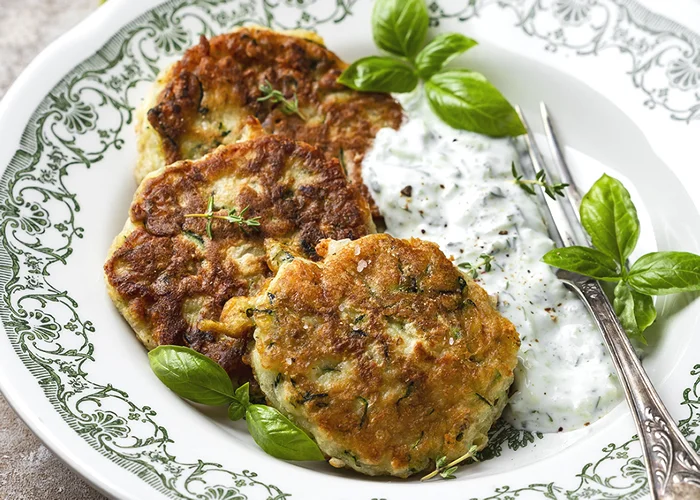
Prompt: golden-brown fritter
<box><xmin>136</xmin><ymin>26</ymin><xmax>403</xmax><ymax>216</ymax></box>
<box><xmin>250</xmin><ymin>234</ymin><xmax>520</xmax><ymax>477</ymax></box>
<box><xmin>104</xmin><ymin>136</ymin><xmax>375</xmax><ymax>381</ymax></box>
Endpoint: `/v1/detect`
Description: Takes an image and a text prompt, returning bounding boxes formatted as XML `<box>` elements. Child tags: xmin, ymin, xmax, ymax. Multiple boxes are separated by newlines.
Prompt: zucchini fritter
<box><xmin>104</xmin><ymin>136</ymin><xmax>375</xmax><ymax>381</ymax></box>
<box><xmin>136</xmin><ymin>26</ymin><xmax>403</xmax><ymax>215</ymax></box>
<box><xmin>250</xmin><ymin>234</ymin><xmax>520</xmax><ymax>477</ymax></box>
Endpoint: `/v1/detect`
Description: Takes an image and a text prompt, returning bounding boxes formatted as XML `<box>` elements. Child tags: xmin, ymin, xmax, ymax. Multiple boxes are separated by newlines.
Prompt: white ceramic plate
<box><xmin>1</xmin><ymin>1</ymin><xmax>699</xmax><ymax>498</ymax></box>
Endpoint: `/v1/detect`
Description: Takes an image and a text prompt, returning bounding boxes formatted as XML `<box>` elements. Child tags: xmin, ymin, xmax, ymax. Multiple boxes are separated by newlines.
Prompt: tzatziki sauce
<box><xmin>362</xmin><ymin>91</ymin><xmax>621</xmax><ymax>433</ymax></box>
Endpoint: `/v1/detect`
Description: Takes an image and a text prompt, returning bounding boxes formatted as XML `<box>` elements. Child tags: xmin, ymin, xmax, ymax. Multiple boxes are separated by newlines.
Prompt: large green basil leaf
<box><xmin>337</xmin><ymin>56</ymin><xmax>418</xmax><ymax>93</ymax></box>
<box><xmin>246</xmin><ymin>405</ymin><xmax>325</xmax><ymax>461</ymax></box>
<box><xmin>425</xmin><ymin>70</ymin><xmax>525</xmax><ymax>137</ymax></box>
<box><xmin>580</xmin><ymin>174</ymin><xmax>639</xmax><ymax>265</ymax></box>
<box><xmin>541</xmin><ymin>246</ymin><xmax>621</xmax><ymax>281</ymax></box>
<box><xmin>613</xmin><ymin>281</ymin><xmax>656</xmax><ymax>340</ymax></box>
<box><xmin>372</xmin><ymin>0</ymin><xmax>429</xmax><ymax>59</ymax></box>
<box><xmin>148</xmin><ymin>346</ymin><xmax>234</xmax><ymax>406</ymax></box>
<box><xmin>628</xmin><ymin>251</ymin><xmax>700</xmax><ymax>295</ymax></box>
<box><xmin>415</xmin><ymin>33</ymin><xmax>477</xmax><ymax>79</ymax></box>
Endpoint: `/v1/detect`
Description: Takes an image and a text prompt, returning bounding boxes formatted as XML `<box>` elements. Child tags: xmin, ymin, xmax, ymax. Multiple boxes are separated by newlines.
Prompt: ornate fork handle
<box><xmin>562</xmin><ymin>272</ymin><xmax>700</xmax><ymax>499</ymax></box>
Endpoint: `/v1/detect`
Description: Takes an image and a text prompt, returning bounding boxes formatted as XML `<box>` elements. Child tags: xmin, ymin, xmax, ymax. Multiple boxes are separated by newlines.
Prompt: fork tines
<box><xmin>515</xmin><ymin>103</ymin><xmax>589</xmax><ymax>249</ymax></box>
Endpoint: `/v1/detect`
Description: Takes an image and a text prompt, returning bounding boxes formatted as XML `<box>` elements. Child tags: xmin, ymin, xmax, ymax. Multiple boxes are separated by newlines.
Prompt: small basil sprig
<box><xmin>337</xmin><ymin>0</ymin><xmax>524</xmax><ymax>137</ymax></box>
<box><xmin>149</xmin><ymin>346</ymin><xmax>324</xmax><ymax>461</ymax></box>
<box><xmin>542</xmin><ymin>174</ymin><xmax>700</xmax><ymax>341</ymax></box>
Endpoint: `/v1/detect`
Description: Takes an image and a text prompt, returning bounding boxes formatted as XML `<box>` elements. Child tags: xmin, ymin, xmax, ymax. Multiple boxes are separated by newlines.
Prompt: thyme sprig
<box><xmin>511</xmin><ymin>162</ymin><xmax>568</xmax><ymax>200</ymax></box>
<box><xmin>421</xmin><ymin>444</ymin><xmax>479</xmax><ymax>481</ymax></box>
<box><xmin>184</xmin><ymin>195</ymin><xmax>260</xmax><ymax>238</ymax></box>
<box><xmin>258</xmin><ymin>80</ymin><xmax>307</xmax><ymax>120</ymax></box>
<box><xmin>459</xmin><ymin>253</ymin><xmax>494</xmax><ymax>279</ymax></box>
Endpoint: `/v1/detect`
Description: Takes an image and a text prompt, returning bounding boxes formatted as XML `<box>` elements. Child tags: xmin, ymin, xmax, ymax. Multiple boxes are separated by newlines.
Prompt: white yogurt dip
<box><xmin>362</xmin><ymin>90</ymin><xmax>621</xmax><ymax>433</ymax></box>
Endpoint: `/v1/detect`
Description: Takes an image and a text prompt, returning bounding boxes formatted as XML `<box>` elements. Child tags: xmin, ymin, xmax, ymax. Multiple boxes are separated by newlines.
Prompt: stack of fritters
<box><xmin>105</xmin><ymin>26</ymin><xmax>520</xmax><ymax>477</ymax></box>
<box><xmin>137</xmin><ymin>26</ymin><xmax>403</xmax><ymax>216</ymax></box>
<box><xmin>105</xmin><ymin>135</ymin><xmax>375</xmax><ymax>381</ymax></box>
<box><xmin>108</xmin><ymin>26</ymin><xmax>400</xmax><ymax>380</ymax></box>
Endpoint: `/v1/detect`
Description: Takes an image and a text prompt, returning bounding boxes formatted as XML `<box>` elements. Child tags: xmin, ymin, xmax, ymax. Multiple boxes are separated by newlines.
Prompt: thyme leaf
<box><xmin>511</xmin><ymin>162</ymin><xmax>568</xmax><ymax>200</ymax></box>
<box><xmin>184</xmin><ymin>194</ymin><xmax>261</xmax><ymax>238</ymax></box>
<box><xmin>440</xmin><ymin>466</ymin><xmax>458</xmax><ymax>480</ymax></box>
<box><xmin>421</xmin><ymin>444</ymin><xmax>479</xmax><ymax>481</ymax></box>
<box><xmin>258</xmin><ymin>80</ymin><xmax>307</xmax><ymax>120</ymax></box>
<box><xmin>458</xmin><ymin>253</ymin><xmax>494</xmax><ymax>279</ymax></box>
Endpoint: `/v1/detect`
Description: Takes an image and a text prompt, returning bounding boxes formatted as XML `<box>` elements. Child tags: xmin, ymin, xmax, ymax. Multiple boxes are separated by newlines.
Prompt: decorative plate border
<box><xmin>435</xmin><ymin>0</ymin><xmax>700</xmax><ymax>123</ymax></box>
<box><xmin>0</xmin><ymin>0</ymin><xmax>698</xmax><ymax>499</ymax></box>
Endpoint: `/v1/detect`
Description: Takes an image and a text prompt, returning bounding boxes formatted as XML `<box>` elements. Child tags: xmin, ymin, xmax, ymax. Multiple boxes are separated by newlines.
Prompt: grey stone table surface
<box><xmin>0</xmin><ymin>3</ymin><xmax>107</xmax><ymax>499</ymax></box>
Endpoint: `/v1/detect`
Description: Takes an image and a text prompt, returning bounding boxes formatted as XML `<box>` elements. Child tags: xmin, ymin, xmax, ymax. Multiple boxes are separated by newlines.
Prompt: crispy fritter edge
<box><xmin>134</xmin><ymin>26</ymin><xmax>326</xmax><ymax>184</ymax></box>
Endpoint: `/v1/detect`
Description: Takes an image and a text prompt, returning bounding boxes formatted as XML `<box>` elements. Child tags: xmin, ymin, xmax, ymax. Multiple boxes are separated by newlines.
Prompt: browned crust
<box><xmin>251</xmin><ymin>234</ymin><xmax>520</xmax><ymax>475</ymax></box>
<box><xmin>104</xmin><ymin>136</ymin><xmax>375</xmax><ymax>379</ymax></box>
<box><xmin>106</xmin><ymin>227</ymin><xmax>257</xmax><ymax>377</ymax></box>
<box><xmin>146</xmin><ymin>27</ymin><xmax>403</xmax><ymax>217</ymax></box>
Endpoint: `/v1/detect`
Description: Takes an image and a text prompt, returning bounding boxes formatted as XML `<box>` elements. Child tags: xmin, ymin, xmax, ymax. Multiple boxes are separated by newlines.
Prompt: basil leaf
<box><xmin>246</xmin><ymin>405</ymin><xmax>324</xmax><ymax>461</ymax></box>
<box><xmin>613</xmin><ymin>281</ymin><xmax>656</xmax><ymax>340</ymax></box>
<box><xmin>337</xmin><ymin>56</ymin><xmax>418</xmax><ymax>93</ymax></box>
<box><xmin>228</xmin><ymin>382</ymin><xmax>250</xmax><ymax>421</ymax></box>
<box><xmin>372</xmin><ymin>0</ymin><xmax>429</xmax><ymax>59</ymax></box>
<box><xmin>148</xmin><ymin>346</ymin><xmax>234</xmax><ymax>406</ymax></box>
<box><xmin>425</xmin><ymin>70</ymin><xmax>525</xmax><ymax>137</ymax></box>
<box><xmin>541</xmin><ymin>246</ymin><xmax>621</xmax><ymax>281</ymax></box>
<box><xmin>580</xmin><ymin>174</ymin><xmax>639</xmax><ymax>265</ymax></box>
<box><xmin>415</xmin><ymin>33</ymin><xmax>477</xmax><ymax>79</ymax></box>
<box><xmin>628</xmin><ymin>251</ymin><xmax>700</xmax><ymax>295</ymax></box>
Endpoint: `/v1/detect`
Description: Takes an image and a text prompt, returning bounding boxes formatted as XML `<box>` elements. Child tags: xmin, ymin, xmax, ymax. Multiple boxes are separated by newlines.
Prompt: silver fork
<box><xmin>516</xmin><ymin>103</ymin><xmax>700</xmax><ymax>500</ymax></box>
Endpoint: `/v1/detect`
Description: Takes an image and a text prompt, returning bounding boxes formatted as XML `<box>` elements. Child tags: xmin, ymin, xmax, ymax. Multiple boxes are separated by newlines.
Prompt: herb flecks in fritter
<box><xmin>250</xmin><ymin>234</ymin><xmax>519</xmax><ymax>477</ymax></box>
<box><xmin>135</xmin><ymin>26</ymin><xmax>403</xmax><ymax>218</ymax></box>
<box><xmin>104</xmin><ymin>136</ymin><xmax>375</xmax><ymax>382</ymax></box>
